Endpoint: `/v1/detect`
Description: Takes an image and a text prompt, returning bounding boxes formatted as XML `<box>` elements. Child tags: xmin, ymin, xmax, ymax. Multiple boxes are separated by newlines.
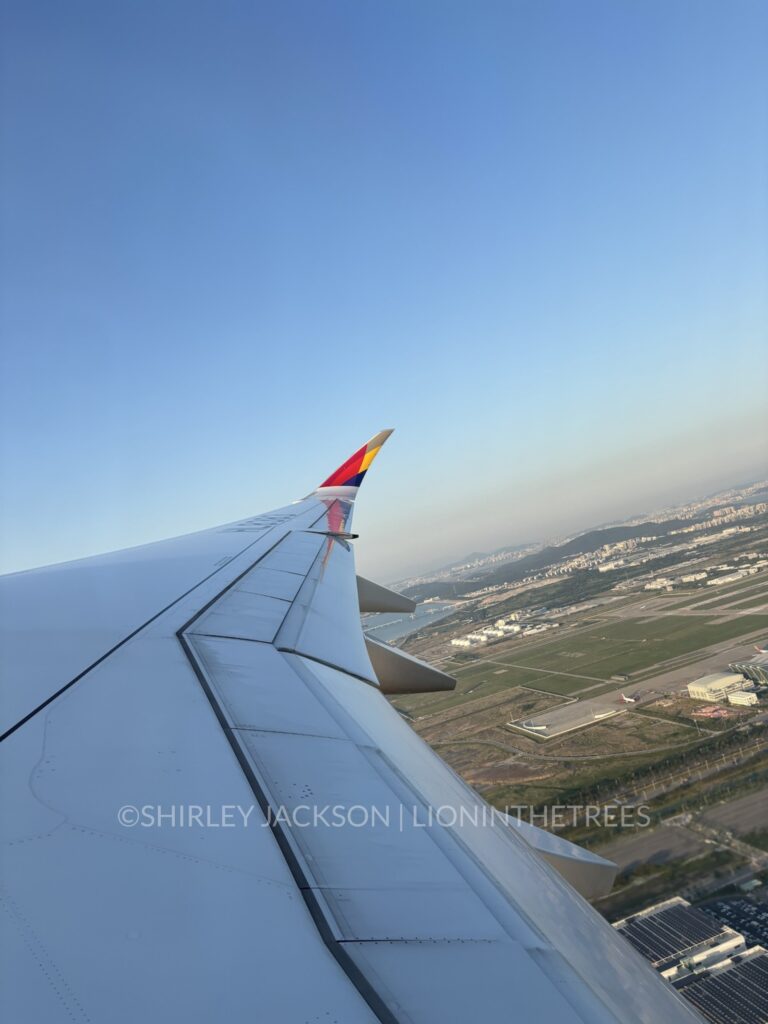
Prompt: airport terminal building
<box><xmin>687</xmin><ymin>672</ymin><xmax>753</xmax><ymax>702</ymax></box>
<box><xmin>729</xmin><ymin>655</ymin><xmax>768</xmax><ymax>687</ymax></box>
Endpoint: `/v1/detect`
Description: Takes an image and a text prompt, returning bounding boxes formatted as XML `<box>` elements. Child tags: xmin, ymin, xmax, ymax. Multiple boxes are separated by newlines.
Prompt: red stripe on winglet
<box><xmin>320</xmin><ymin>444</ymin><xmax>367</xmax><ymax>487</ymax></box>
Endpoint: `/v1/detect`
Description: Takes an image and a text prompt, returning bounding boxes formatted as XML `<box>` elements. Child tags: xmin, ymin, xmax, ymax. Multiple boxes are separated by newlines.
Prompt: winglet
<box><xmin>316</xmin><ymin>430</ymin><xmax>393</xmax><ymax>494</ymax></box>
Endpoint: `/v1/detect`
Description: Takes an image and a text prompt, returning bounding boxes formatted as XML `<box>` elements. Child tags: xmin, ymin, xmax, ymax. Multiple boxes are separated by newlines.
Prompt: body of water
<box><xmin>362</xmin><ymin>601</ymin><xmax>456</xmax><ymax>643</ymax></box>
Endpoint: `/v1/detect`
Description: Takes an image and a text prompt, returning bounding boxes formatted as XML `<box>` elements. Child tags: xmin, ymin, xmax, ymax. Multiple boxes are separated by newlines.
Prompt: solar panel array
<box><xmin>619</xmin><ymin>904</ymin><xmax>729</xmax><ymax>966</ymax></box>
<box><xmin>681</xmin><ymin>954</ymin><xmax>768</xmax><ymax>1024</ymax></box>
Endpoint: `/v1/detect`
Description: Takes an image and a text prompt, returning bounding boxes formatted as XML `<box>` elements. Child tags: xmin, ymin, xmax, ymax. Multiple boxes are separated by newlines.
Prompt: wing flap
<box><xmin>343</xmin><ymin>940</ymin><xmax>589</xmax><ymax>1024</ymax></box>
<box><xmin>190</xmin><ymin>635</ymin><xmax>347</xmax><ymax>738</ymax></box>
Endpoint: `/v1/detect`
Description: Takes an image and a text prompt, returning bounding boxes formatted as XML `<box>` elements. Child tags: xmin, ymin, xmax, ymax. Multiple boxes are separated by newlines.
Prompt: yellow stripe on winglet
<box><xmin>360</xmin><ymin>446</ymin><xmax>382</xmax><ymax>472</ymax></box>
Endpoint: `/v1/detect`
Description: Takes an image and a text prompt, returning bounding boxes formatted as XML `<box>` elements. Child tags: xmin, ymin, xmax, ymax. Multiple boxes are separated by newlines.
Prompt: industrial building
<box><xmin>614</xmin><ymin>897</ymin><xmax>745</xmax><ymax>977</ymax></box>
<box><xmin>614</xmin><ymin>897</ymin><xmax>768</xmax><ymax>1024</ymax></box>
<box><xmin>681</xmin><ymin>571</ymin><xmax>709</xmax><ymax>583</ymax></box>
<box><xmin>687</xmin><ymin>672</ymin><xmax>750</xmax><ymax>702</ymax></box>
<box><xmin>673</xmin><ymin>949</ymin><xmax>768</xmax><ymax>1024</ymax></box>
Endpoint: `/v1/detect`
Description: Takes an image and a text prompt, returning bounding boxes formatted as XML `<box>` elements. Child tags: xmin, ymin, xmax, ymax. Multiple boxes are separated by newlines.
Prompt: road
<box><xmin>598</xmin><ymin>825</ymin><xmax>708</xmax><ymax>871</ymax></box>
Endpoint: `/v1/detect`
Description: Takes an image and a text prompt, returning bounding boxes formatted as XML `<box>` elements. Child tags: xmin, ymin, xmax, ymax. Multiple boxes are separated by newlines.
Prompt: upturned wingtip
<box><xmin>317</xmin><ymin>430</ymin><xmax>394</xmax><ymax>491</ymax></box>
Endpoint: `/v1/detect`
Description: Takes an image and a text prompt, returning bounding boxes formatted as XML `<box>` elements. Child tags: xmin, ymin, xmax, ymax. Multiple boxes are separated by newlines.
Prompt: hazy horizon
<box><xmin>359</xmin><ymin>417</ymin><xmax>768</xmax><ymax>582</ymax></box>
<box><xmin>2</xmin><ymin>416</ymin><xmax>764</xmax><ymax>585</ymax></box>
<box><xmin>393</xmin><ymin>482</ymin><xmax>768</xmax><ymax>584</ymax></box>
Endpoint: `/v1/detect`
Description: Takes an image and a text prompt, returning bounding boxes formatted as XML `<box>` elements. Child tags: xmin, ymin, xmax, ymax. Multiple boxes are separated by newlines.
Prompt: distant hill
<box><xmin>429</xmin><ymin>542</ymin><xmax>534</xmax><ymax>574</ymax></box>
<box><xmin>403</xmin><ymin>517</ymin><xmax>689</xmax><ymax>600</ymax></box>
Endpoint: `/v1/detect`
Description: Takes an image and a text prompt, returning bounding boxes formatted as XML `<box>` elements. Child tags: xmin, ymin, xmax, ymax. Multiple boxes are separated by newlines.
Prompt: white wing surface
<box><xmin>0</xmin><ymin>433</ymin><xmax>703</xmax><ymax>1023</ymax></box>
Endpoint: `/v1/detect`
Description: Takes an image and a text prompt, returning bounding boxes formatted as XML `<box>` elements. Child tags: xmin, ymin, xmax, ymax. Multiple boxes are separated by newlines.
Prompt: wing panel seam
<box><xmin>177</xmin><ymin>631</ymin><xmax>398</xmax><ymax>1024</ymax></box>
<box><xmin>0</xmin><ymin>529</ymin><xmax>291</xmax><ymax>743</ymax></box>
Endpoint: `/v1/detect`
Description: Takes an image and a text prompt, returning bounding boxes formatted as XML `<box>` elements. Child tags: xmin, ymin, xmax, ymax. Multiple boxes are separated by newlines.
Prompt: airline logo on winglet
<box><xmin>318</xmin><ymin>429</ymin><xmax>393</xmax><ymax>490</ymax></box>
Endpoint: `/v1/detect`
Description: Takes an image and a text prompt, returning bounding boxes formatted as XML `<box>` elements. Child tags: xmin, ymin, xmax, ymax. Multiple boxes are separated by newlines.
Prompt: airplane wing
<box><xmin>0</xmin><ymin>432</ymin><xmax>703</xmax><ymax>1023</ymax></box>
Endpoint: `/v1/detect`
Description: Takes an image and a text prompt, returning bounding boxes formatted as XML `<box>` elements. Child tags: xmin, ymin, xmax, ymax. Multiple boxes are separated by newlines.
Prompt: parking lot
<box><xmin>703</xmin><ymin>896</ymin><xmax>768</xmax><ymax>947</ymax></box>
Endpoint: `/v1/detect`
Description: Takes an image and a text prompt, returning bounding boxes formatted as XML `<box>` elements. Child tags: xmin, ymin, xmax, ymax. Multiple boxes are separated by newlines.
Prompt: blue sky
<box><xmin>1</xmin><ymin>0</ymin><xmax>766</xmax><ymax>581</ymax></box>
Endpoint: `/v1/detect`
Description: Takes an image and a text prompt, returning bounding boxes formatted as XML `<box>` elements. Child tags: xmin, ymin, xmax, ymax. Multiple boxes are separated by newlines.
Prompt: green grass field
<box><xmin>392</xmin><ymin>665</ymin><xmax>584</xmax><ymax>715</ymax></box>
<box><xmin>491</xmin><ymin>614</ymin><xmax>768</xmax><ymax>682</ymax></box>
<box><xmin>395</xmin><ymin>611</ymin><xmax>768</xmax><ymax>715</ymax></box>
<box><xmin>396</xmin><ymin>660</ymin><xmax>615</xmax><ymax>715</ymax></box>
<box><xmin>722</xmin><ymin>590</ymin><xmax>768</xmax><ymax>611</ymax></box>
<box><xmin>661</xmin><ymin>577</ymin><xmax>768</xmax><ymax>610</ymax></box>
<box><xmin>682</xmin><ymin>583</ymin><xmax>768</xmax><ymax>609</ymax></box>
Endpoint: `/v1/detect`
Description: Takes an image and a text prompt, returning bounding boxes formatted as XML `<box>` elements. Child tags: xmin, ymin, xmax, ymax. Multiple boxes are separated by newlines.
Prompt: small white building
<box><xmin>727</xmin><ymin>690</ymin><xmax>758</xmax><ymax>707</ymax></box>
<box><xmin>644</xmin><ymin>577</ymin><xmax>677</xmax><ymax>591</ymax></box>
<box><xmin>451</xmin><ymin>635</ymin><xmax>486</xmax><ymax>648</ymax></box>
